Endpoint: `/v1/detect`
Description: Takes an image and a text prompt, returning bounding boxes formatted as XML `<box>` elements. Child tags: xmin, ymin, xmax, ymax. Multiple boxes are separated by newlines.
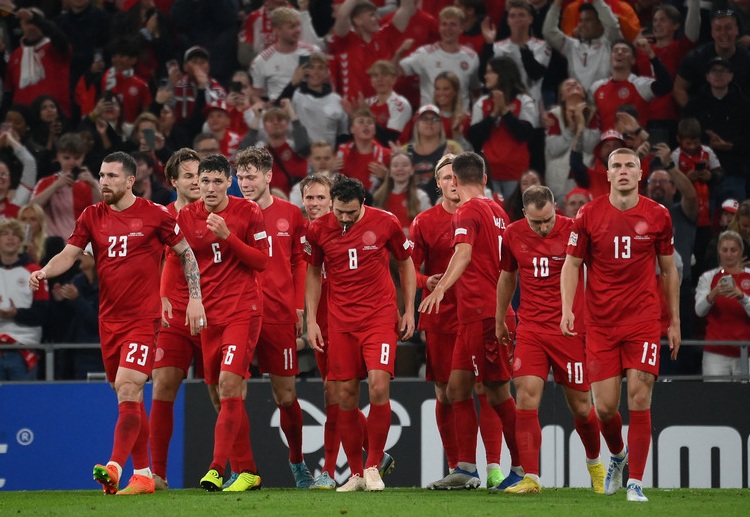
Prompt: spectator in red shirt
<box><xmin>101</xmin><ymin>37</ymin><xmax>153</xmax><ymax>125</ymax></box>
<box><xmin>336</xmin><ymin>108</ymin><xmax>391</xmax><ymax>192</ymax></box>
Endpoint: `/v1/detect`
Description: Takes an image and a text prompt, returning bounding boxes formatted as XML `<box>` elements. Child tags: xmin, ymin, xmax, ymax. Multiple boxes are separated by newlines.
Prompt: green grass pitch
<box><xmin>1</xmin><ymin>488</ymin><xmax>748</xmax><ymax>517</ymax></box>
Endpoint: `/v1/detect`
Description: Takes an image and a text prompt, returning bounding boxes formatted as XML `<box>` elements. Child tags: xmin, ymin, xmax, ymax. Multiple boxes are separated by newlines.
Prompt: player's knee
<box><xmin>594</xmin><ymin>403</ymin><xmax>618</xmax><ymax>422</ymax></box>
<box><xmin>368</xmin><ymin>383</ymin><xmax>389</xmax><ymax>405</ymax></box>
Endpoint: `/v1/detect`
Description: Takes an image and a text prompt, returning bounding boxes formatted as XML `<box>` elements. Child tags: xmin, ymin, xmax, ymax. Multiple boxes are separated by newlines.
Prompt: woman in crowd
<box><xmin>695</xmin><ymin>231</ymin><xmax>750</xmax><ymax>380</ymax></box>
<box><xmin>373</xmin><ymin>151</ymin><xmax>431</xmax><ymax>234</ymax></box>
<box><xmin>30</xmin><ymin>95</ymin><xmax>69</xmax><ymax>154</ymax></box>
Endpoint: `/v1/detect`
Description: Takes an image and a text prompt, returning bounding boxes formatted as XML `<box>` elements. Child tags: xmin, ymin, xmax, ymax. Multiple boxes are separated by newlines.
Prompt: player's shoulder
<box><xmin>638</xmin><ymin>195</ymin><xmax>671</xmax><ymax>217</ymax></box>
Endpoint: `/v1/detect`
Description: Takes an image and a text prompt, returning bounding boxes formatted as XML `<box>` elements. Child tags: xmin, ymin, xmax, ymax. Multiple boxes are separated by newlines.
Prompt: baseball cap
<box><xmin>203</xmin><ymin>100</ymin><xmax>228</xmax><ymax>116</ymax></box>
<box><xmin>721</xmin><ymin>198</ymin><xmax>739</xmax><ymax>214</ymax></box>
<box><xmin>184</xmin><ymin>45</ymin><xmax>210</xmax><ymax>63</ymax></box>
<box><xmin>565</xmin><ymin>187</ymin><xmax>593</xmax><ymax>203</ymax></box>
<box><xmin>417</xmin><ymin>104</ymin><xmax>440</xmax><ymax>117</ymax></box>
<box><xmin>707</xmin><ymin>56</ymin><xmax>732</xmax><ymax>72</ymax></box>
<box><xmin>600</xmin><ymin>129</ymin><xmax>624</xmax><ymax>143</ymax></box>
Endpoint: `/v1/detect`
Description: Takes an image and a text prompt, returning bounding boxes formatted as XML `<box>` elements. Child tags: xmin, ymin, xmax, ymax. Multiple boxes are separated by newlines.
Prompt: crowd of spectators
<box><xmin>0</xmin><ymin>0</ymin><xmax>748</xmax><ymax>381</ymax></box>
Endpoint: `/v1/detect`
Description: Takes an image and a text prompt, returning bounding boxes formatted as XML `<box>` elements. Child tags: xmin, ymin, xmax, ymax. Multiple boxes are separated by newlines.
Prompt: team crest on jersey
<box><xmin>130</xmin><ymin>219</ymin><xmax>143</xmax><ymax>232</ymax></box>
<box><xmin>742</xmin><ymin>278</ymin><xmax>750</xmax><ymax>291</ymax></box>
<box><xmin>618</xmin><ymin>87</ymin><xmax>630</xmax><ymax>99</ymax></box>
<box><xmin>568</xmin><ymin>231</ymin><xmax>578</xmax><ymax>246</ymax></box>
<box><xmin>281</xmin><ymin>150</ymin><xmax>292</xmax><ymax>161</ymax></box>
<box><xmin>362</xmin><ymin>231</ymin><xmax>377</xmax><ymax>246</ymax></box>
<box><xmin>128</xmin><ymin>86</ymin><xmax>138</xmax><ymax>97</ymax></box>
<box><xmin>460</xmin><ymin>61</ymin><xmax>469</xmax><ymax>71</ymax></box>
<box><xmin>276</xmin><ymin>218</ymin><xmax>290</xmax><ymax>232</ymax></box>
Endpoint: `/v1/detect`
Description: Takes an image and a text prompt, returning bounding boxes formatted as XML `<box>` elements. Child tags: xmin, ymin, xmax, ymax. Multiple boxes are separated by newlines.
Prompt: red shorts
<box><xmin>586</xmin><ymin>320</ymin><xmax>661</xmax><ymax>382</ymax></box>
<box><xmin>327</xmin><ymin>321</ymin><xmax>399</xmax><ymax>381</ymax></box>
<box><xmin>256</xmin><ymin>323</ymin><xmax>299</xmax><ymax>376</ymax></box>
<box><xmin>99</xmin><ymin>319</ymin><xmax>160</xmax><ymax>382</ymax></box>
<box><xmin>154</xmin><ymin>308</ymin><xmax>203</xmax><ymax>377</ymax></box>
<box><xmin>425</xmin><ymin>331</ymin><xmax>456</xmax><ymax>383</ymax></box>
<box><xmin>513</xmin><ymin>329</ymin><xmax>590</xmax><ymax>390</ymax></box>
<box><xmin>201</xmin><ymin>317</ymin><xmax>261</xmax><ymax>385</ymax></box>
<box><xmin>452</xmin><ymin>318</ymin><xmax>512</xmax><ymax>383</ymax></box>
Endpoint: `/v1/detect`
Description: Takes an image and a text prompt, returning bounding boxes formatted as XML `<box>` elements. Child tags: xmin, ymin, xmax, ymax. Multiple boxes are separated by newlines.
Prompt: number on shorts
<box><xmin>212</xmin><ymin>242</ymin><xmax>222</xmax><ymax>263</ymax></box>
<box><xmin>613</xmin><ymin>236</ymin><xmax>631</xmax><ymax>259</ymax></box>
<box><xmin>107</xmin><ymin>236</ymin><xmax>127</xmax><ymax>257</ymax></box>
<box><xmin>348</xmin><ymin>248</ymin><xmax>358</xmax><ymax>270</ymax></box>
<box><xmin>284</xmin><ymin>347</ymin><xmax>294</xmax><ymax>370</ymax></box>
<box><xmin>224</xmin><ymin>345</ymin><xmax>236</xmax><ymax>365</ymax></box>
<box><xmin>471</xmin><ymin>354</ymin><xmax>479</xmax><ymax>377</ymax></box>
<box><xmin>641</xmin><ymin>341</ymin><xmax>658</xmax><ymax>366</ymax></box>
<box><xmin>380</xmin><ymin>343</ymin><xmax>390</xmax><ymax>365</ymax></box>
<box><xmin>125</xmin><ymin>342</ymin><xmax>149</xmax><ymax>366</ymax></box>
<box><xmin>566</xmin><ymin>361</ymin><xmax>584</xmax><ymax>384</ymax></box>
<box><xmin>532</xmin><ymin>256</ymin><xmax>550</xmax><ymax>278</ymax></box>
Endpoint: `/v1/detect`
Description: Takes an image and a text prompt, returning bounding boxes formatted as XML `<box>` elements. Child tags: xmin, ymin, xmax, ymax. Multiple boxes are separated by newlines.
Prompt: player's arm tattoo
<box><xmin>179</xmin><ymin>247</ymin><xmax>202</xmax><ymax>299</ymax></box>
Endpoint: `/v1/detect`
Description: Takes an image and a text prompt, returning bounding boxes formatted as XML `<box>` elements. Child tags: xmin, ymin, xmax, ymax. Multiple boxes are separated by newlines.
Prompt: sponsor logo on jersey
<box><xmin>455</xmin><ymin>228</ymin><xmax>467</xmax><ymax>236</ymax></box>
<box><xmin>568</xmin><ymin>231</ymin><xmax>578</xmax><ymax>246</ymax></box>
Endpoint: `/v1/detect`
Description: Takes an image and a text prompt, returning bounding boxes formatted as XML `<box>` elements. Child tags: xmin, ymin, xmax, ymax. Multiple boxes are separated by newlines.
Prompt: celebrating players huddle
<box><xmin>29</xmin><ymin>145</ymin><xmax>679</xmax><ymax>502</ymax></box>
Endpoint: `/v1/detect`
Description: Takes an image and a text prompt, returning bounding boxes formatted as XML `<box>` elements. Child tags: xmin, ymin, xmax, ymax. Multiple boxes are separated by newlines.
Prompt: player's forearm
<box><xmin>178</xmin><ymin>247</ymin><xmax>202</xmax><ymax>300</ymax></box>
<box><xmin>398</xmin><ymin>257</ymin><xmax>417</xmax><ymax>313</ymax></box>
<box><xmin>225</xmin><ymin>233</ymin><xmax>269</xmax><ymax>271</ymax></box>
<box><xmin>304</xmin><ymin>266</ymin><xmax>322</xmax><ymax>325</ymax></box>
<box><xmin>433</xmin><ymin>245</ymin><xmax>472</xmax><ymax>295</ymax></box>
<box><xmin>560</xmin><ymin>257</ymin><xmax>580</xmax><ymax>314</ymax></box>
<box><xmin>496</xmin><ymin>271</ymin><xmax>517</xmax><ymax>322</ymax></box>
<box><xmin>40</xmin><ymin>245</ymin><xmax>80</xmax><ymax>279</ymax></box>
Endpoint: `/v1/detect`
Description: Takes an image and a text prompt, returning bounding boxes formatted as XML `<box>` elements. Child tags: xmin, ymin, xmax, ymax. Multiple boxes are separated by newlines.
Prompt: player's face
<box><xmin>433</xmin><ymin>78</ymin><xmax>456</xmax><ymax>109</ymax></box>
<box><xmin>564</xmin><ymin>193</ymin><xmax>589</xmax><ymax>218</ymax></box>
<box><xmin>236</xmin><ymin>164</ymin><xmax>270</xmax><ymax>202</ymax></box>
<box><xmin>607</xmin><ymin>151</ymin><xmax>642</xmax><ymax>193</ymax></box>
<box><xmin>303</xmin><ymin>183</ymin><xmax>332</xmax><ymax>221</ymax></box>
<box><xmin>439</xmin><ymin>17</ymin><xmax>462</xmax><ymax>43</ymax></box>
<box><xmin>172</xmin><ymin>160</ymin><xmax>201</xmax><ymax>203</ymax></box>
<box><xmin>437</xmin><ymin>164</ymin><xmax>460</xmax><ymax>203</ymax></box>
<box><xmin>200</xmin><ymin>170</ymin><xmax>230</xmax><ymax>211</ymax></box>
<box><xmin>0</xmin><ymin>227</ymin><xmax>21</xmax><ymax>255</ymax></box>
<box><xmin>309</xmin><ymin>146</ymin><xmax>333</xmax><ymax>173</ymax></box>
<box><xmin>333</xmin><ymin>198</ymin><xmax>363</xmax><ymax>231</ymax></box>
<box><xmin>718</xmin><ymin>238</ymin><xmax>742</xmax><ymax>269</ymax></box>
<box><xmin>99</xmin><ymin>161</ymin><xmax>134</xmax><ymax>205</ymax></box>
<box><xmin>524</xmin><ymin>201</ymin><xmax>556</xmax><ymax>238</ymax></box>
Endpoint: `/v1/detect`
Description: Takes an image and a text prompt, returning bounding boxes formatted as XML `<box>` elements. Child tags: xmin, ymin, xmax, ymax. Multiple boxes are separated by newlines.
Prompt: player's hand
<box><xmin>399</xmin><ymin>311</ymin><xmax>415</xmax><ymax>341</ymax></box>
<box><xmin>560</xmin><ymin>311</ymin><xmax>577</xmax><ymax>336</ymax></box>
<box><xmin>667</xmin><ymin>324</ymin><xmax>681</xmax><ymax>360</ymax></box>
<box><xmin>29</xmin><ymin>269</ymin><xmax>46</xmax><ymax>291</ymax></box>
<box><xmin>206</xmin><ymin>213</ymin><xmax>230</xmax><ymax>239</ymax></box>
<box><xmin>496</xmin><ymin>319</ymin><xmax>510</xmax><ymax>346</ymax></box>
<box><xmin>419</xmin><ymin>288</ymin><xmax>444</xmax><ymax>315</ymax></box>
<box><xmin>161</xmin><ymin>296</ymin><xmax>173</xmax><ymax>327</ymax></box>
<box><xmin>307</xmin><ymin>321</ymin><xmax>325</xmax><ymax>352</ymax></box>
<box><xmin>426</xmin><ymin>273</ymin><xmax>443</xmax><ymax>292</ymax></box>
<box><xmin>295</xmin><ymin>309</ymin><xmax>304</xmax><ymax>337</ymax></box>
<box><xmin>186</xmin><ymin>298</ymin><xmax>206</xmax><ymax>335</ymax></box>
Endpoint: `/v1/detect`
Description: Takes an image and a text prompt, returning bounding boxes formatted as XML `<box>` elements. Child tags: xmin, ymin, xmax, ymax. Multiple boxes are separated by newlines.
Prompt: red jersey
<box><xmin>591</xmin><ymin>75</ymin><xmax>655</xmax><ymax>131</ymax></box>
<box><xmin>637</xmin><ymin>38</ymin><xmax>694</xmax><ymax>121</ymax></box>
<box><xmin>327</xmin><ymin>25</ymin><xmax>401</xmax><ymax>101</ymax></box>
<box><xmin>305</xmin><ymin>206</ymin><xmax>412</xmax><ymax>330</ymax></box>
<box><xmin>160</xmin><ymin>202</ymin><xmax>189</xmax><ymax>311</ymax></box>
<box><xmin>267</xmin><ymin>142</ymin><xmax>308</xmax><ymax>195</ymax></box>
<box><xmin>336</xmin><ymin>141</ymin><xmax>391</xmax><ymax>190</ymax></box>
<box><xmin>177</xmin><ymin>196</ymin><xmax>268</xmax><ymax>324</ymax></box>
<box><xmin>702</xmin><ymin>269</ymin><xmax>750</xmax><ymax>357</ymax></box>
<box><xmin>567</xmin><ymin>195</ymin><xmax>674</xmax><ymax>327</ymax></box>
<box><xmin>452</xmin><ymin>197</ymin><xmax>510</xmax><ymax>322</ymax></box>
<box><xmin>673</xmin><ymin>145</ymin><xmax>720</xmax><ymax>228</ymax></box>
<box><xmin>260</xmin><ymin>197</ymin><xmax>306</xmax><ymax>325</ymax></box>
<box><xmin>410</xmin><ymin>203</ymin><xmax>458</xmax><ymax>334</ymax></box>
<box><xmin>305</xmin><ymin>218</ymin><xmax>330</xmax><ymax>340</ymax></box>
<box><xmin>102</xmin><ymin>68</ymin><xmax>153</xmax><ymax>124</ymax></box>
<box><xmin>501</xmin><ymin>215</ymin><xmax>585</xmax><ymax>334</ymax></box>
<box><xmin>68</xmin><ymin>197</ymin><xmax>183</xmax><ymax>321</ymax></box>
<box><xmin>0</xmin><ymin>198</ymin><xmax>20</xmax><ymax>218</ymax></box>
<box><xmin>6</xmin><ymin>41</ymin><xmax>71</xmax><ymax>116</ymax></box>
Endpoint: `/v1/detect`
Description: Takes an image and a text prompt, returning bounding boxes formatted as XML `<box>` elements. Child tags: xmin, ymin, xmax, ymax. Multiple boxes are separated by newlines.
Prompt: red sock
<box><xmin>494</xmin><ymin>398</ymin><xmax>519</xmax><ymax>466</ymax></box>
<box><xmin>130</xmin><ymin>402</ymin><xmax>150</xmax><ymax>470</ymax></box>
<box><xmin>365</xmin><ymin>402</ymin><xmax>391</xmax><ymax>469</ymax></box>
<box><xmin>515</xmin><ymin>409</ymin><xmax>541</xmax><ymax>475</ymax></box>
<box><xmin>232</xmin><ymin>407</ymin><xmax>257</xmax><ymax>473</ymax></box>
<box><xmin>452</xmin><ymin>398</ymin><xmax>478</xmax><ymax>465</ymax></box>
<box><xmin>478</xmin><ymin>394</ymin><xmax>502</xmax><ymax>465</ymax></box>
<box><xmin>110</xmin><ymin>401</ymin><xmax>141</xmax><ymax>467</ymax></box>
<box><xmin>574</xmin><ymin>407</ymin><xmax>601</xmax><ymax>460</ymax></box>
<box><xmin>210</xmin><ymin>397</ymin><xmax>243</xmax><ymax>475</ymax></box>
<box><xmin>598</xmin><ymin>411</ymin><xmax>624</xmax><ymax>456</ymax></box>
<box><xmin>358</xmin><ymin>408</ymin><xmax>369</xmax><ymax>452</ymax></box>
<box><xmin>322</xmin><ymin>404</ymin><xmax>340</xmax><ymax>475</ymax></box>
<box><xmin>149</xmin><ymin>399</ymin><xmax>174</xmax><ymax>478</ymax></box>
<box><xmin>435</xmin><ymin>400</ymin><xmax>458</xmax><ymax>469</ymax></box>
<box><xmin>627</xmin><ymin>409</ymin><xmax>651</xmax><ymax>481</ymax></box>
<box><xmin>279</xmin><ymin>398</ymin><xmax>304</xmax><ymax>464</ymax></box>
<box><xmin>339</xmin><ymin>408</ymin><xmax>364</xmax><ymax>476</ymax></box>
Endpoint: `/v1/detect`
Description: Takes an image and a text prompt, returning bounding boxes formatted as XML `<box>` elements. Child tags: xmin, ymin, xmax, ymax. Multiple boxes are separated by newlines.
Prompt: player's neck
<box><xmin>174</xmin><ymin>196</ymin><xmax>194</xmax><ymax>212</ymax></box>
<box><xmin>609</xmin><ymin>190</ymin><xmax>640</xmax><ymax>211</ymax></box>
<box><xmin>206</xmin><ymin>196</ymin><xmax>229</xmax><ymax>213</ymax></box>
<box><xmin>441</xmin><ymin>198</ymin><xmax>459</xmax><ymax>213</ymax></box>
<box><xmin>110</xmin><ymin>192</ymin><xmax>137</xmax><ymax>211</ymax></box>
<box><xmin>457</xmin><ymin>184</ymin><xmax>484</xmax><ymax>202</ymax></box>
<box><xmin>257</xmin><ymin>192</ymin><xmax>274</xmax><ymax>210</ymax></box>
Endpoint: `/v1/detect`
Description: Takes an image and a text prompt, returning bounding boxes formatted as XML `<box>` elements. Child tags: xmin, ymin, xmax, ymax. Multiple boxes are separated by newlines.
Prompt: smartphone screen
<box><xmin>298</xmin><ymin>55</ymin><xmax>310</xmax><ymax>68</ymax></box>
<box><xmin>648</xmin><ymin>128</ymin><xmax>669</xmax><ymax>147</ymax></box>
<box><xmin>143</xmin><ymin>128</ymin><xmax>156</xmax><ymax>150</ymax></box>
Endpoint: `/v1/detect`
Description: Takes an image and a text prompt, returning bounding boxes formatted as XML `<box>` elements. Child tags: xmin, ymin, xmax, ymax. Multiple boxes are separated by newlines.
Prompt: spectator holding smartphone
<box><xmin>695</xmin><ymin>230</ymin><xmax>750</xmax><ymax>380</ymax></box>
<box><xmin>0</xmin><ymin>126</ymin><xmax>37</xmax><ymax>217</ymax></box>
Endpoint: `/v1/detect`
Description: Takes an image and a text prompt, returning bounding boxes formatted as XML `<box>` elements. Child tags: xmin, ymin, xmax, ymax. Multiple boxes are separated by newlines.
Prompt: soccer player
<box><xmin>419</xmin><ymin>151</ymin><xmax>521</xmax><ymax>491</ymax></box>
<box><xmin>410</xmin><ymin>154</ymin><xmax>506</xmax><ymax>488</ymax></box>
<box><xmin>149</xmin><ymin>149</ymin><xmax>202</xmax><ymax>490</ymax></box>
<box><xmin>496</xmin><ymin>184</ymin><xmax>605</xmax><ymax>494</ymax></box>
<box><xmin>177</xmin><ymin>154</ymin><xmax>269</xmax><ymax>492</ymax></box>
<box><xmin>305</xmin><ymin>176</ymin><xmax>416</xmax><ymax>492</ymax></box>
<box><xmin>561</xmin><ymin>147</ymin><xmax>681</xmax><ymax>502</ymax></box>
<box><xmin>235</xmin><ymin>146</ymin><xmax>314</xmax><ymax>488</ymax></box>
<box><xmin>28</xmin><ymin>151</ymin><xmax>206</xmax><ymax>495</ymax></box>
